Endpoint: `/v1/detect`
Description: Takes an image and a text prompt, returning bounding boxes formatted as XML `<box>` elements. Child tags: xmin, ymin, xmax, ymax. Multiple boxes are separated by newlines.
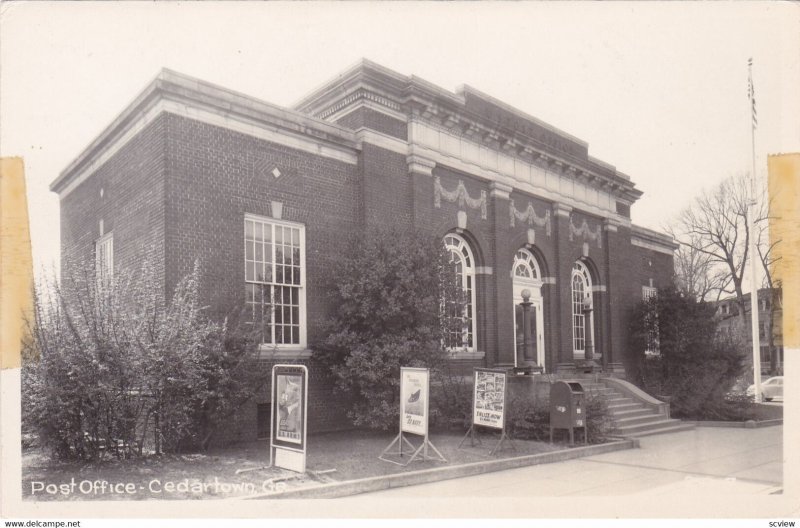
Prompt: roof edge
<box><xmin>52</xmin><ymin>69</ymin><xmax>359</xmax><ymax>194</ymax></box>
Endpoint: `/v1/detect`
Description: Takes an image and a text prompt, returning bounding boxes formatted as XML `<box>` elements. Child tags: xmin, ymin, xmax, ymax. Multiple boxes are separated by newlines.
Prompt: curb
<box><xmin>248</xmin><ymin>439</ymin><xmax>638</xmax><ymax>500</ymax></box>
<box><xmin>688</xmin><ymin>419</ymin><xmax>783</xmax><ymax>428</ymax></box>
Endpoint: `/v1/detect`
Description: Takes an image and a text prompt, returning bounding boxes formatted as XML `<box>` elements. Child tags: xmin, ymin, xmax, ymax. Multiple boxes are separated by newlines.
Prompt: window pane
<box><xmin>245</xmin><ymin>220</ymin><xmax>254</xmax><ymax>239</ymax></box>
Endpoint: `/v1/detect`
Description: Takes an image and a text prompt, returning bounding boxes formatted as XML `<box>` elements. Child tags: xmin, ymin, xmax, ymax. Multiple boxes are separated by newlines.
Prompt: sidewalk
<box><xmin>345</xmin><ymin>426</ymin><xmax>783</xmax><ymax>498</ymax></box>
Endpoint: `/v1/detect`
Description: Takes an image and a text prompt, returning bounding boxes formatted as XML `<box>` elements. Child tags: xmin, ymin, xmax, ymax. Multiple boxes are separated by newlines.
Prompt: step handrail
<box><xmin>601</xmin><ymin>378</ymin><xmax>670</xmax><ymax>418</ymax></box>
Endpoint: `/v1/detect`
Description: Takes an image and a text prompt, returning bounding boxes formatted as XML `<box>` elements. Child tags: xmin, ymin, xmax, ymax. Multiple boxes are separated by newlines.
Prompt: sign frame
<box><xmin>270</xmin><ymin>364</ymin><xmax>308</xmax><ymax>472</ymax></box>
<box><xmin>399</xmin><ymin>366</ymin><xmax>429</xmax><ymax>436</ymax></box>
<box><xmin>459</xmin><ymin>367</ymin><xmax>516</xmax><ymax>456</ymax></box>
<box><xmin>379</xmin><ymin>367</ymin><xmax>446</xmax><ymax>466</ymax></box>
<box><xmin>471</xmin><ymin>367</ymin><xmax>508</xmax><ymax>430</ymax></box>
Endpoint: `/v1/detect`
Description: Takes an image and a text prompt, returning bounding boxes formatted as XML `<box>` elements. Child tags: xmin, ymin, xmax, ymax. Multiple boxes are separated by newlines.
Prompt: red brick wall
<box><xmin>60</xmin><ymin>114</ymin><xmax>166</xmax><ymax>293</ymax></box>
<box><xmin>360</xmin><ymin>143</ymin><xmax>413</xmax><ymax>231</ymax></box>
<box><xmin>162</xmin><ymin>113</ymin><xmax>360</xmax><ymax>436</ymax></box>
<box><xmin>163</xmin><ymin>114</ymin><xmax>360</xmax><ymax>329</ymax></box>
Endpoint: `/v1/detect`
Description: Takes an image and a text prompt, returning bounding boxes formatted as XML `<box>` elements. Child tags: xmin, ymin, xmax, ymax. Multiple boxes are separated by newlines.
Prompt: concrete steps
<box><xmin>586</xmin><ymin>379</ymin><xmax>695</xmax><ymax>438</ymax></box>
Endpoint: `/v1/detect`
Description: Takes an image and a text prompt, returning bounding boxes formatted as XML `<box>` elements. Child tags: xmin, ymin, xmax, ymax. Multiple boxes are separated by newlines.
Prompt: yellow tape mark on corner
<box><xmin>1</xmin><ymin>157</ymin><xmax>34</xmax><ymax>370</ymax></box>
<box><xmin>768</xmin><ymin>153</ymin><xmax>800</xmax><ymax>348</ymax></box>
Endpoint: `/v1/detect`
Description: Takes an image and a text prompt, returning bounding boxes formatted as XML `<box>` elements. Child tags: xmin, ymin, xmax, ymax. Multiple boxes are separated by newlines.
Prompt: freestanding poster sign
<box><xmin>379</xmin><ymin>367</ymin><xmax>446</xmax><ymax>466</ymax></box>
<box><xmin>270</xmin><ymin>364</ymin><xmax>308</xmax><ymax>473</ymax></box>
<box><xmin>400</xmin><ymin>367</ymin><xmax>428</xmax><ymax>436</ymax></box>
<box><xmin>459</xmin><ymin>368</ymin><xmax>515</xmax><ymax>456</ymax></box>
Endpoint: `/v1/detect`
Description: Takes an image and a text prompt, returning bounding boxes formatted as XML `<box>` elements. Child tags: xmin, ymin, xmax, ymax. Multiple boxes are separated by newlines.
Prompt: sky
<box><xmin>2</xmin><ymin>2</ymin><xmax>799</xmax><ymax>282</ymax></box>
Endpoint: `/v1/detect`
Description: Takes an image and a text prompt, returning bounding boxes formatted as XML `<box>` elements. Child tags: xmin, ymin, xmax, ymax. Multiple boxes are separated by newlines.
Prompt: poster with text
<box><xmin>473</xmin><ymin>369</ymin><xmax>506</xmax><ymax>429</ymax></box>
<box><xmin>272</xmin><ymin>369</ymin><xmax>305</xmax><ymax>448</ymax></box>
<box><xmin>400</xmin><ymin>367</ymin><xmax>429</xmax><ymax>435</ymax></box>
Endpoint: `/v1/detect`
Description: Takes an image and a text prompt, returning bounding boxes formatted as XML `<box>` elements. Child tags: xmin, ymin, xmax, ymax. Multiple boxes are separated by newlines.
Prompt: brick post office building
<box><xmin>52</xmin><ymin>60</ymin><xmax>677</xmax><ymax>439</ymax></box>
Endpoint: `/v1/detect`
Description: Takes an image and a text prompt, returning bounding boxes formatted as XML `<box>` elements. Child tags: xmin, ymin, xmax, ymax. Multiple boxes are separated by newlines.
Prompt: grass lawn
<box><xmin>22</xmin><ymin>428</ymin><xmax>564</xmax><ymax>501</ymax></box>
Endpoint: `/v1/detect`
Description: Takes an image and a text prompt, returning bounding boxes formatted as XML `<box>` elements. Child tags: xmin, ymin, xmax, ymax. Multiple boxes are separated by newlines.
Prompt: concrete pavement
<box><xmin>346</xmin><ymin>426</ymin><xmax>783</xmax><ymax>498</ymax></box>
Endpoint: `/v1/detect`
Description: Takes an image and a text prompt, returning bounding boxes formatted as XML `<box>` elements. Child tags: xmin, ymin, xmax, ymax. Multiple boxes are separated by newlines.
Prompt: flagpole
<box><xmin>747</xmin><ymin>57</ymin><xmax>762</xmax><ymax>402</ymax></box>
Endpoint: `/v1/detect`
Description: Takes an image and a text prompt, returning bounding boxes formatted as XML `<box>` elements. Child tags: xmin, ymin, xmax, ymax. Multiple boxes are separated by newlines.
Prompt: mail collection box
<box><xmin>549</xmin><ymin>381</ymin><xmax>587</xmax><ymax>445</ymax></box>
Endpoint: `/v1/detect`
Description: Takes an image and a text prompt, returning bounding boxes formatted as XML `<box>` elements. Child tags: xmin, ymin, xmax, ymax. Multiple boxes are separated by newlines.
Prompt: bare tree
<box><xmin>673</xmin><ymin>173</ymin><xmax>753</xmax><ymax>321</ymax></box>
<box><xmin>670</xmin><ymin>229</ymin><xmax>727</xmax><ymax>302</ymax></box>
<box><xmin>671</xmin><ymin>172</ymin><xmax>781</xmax><ymax>373</ymax></box>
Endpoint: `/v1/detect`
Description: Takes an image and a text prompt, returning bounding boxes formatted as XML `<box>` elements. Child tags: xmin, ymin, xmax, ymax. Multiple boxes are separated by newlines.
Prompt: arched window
<box><xmin>444</xmin><ymin>233</ymin><xmax>477</xmax><ymax>351</ymax></box>
<box><xmin>571</xmin><ymin>260</ymin><xmax>593</xmax><ymax>356</ymax></box>
<box><xmin>513</xmin><ymin>249</ymin><xmax>541</xmax><ymax>281</ymax></box>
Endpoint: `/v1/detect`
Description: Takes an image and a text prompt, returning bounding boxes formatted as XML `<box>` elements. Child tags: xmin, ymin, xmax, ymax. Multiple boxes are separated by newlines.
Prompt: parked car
<box><xmin>746</xmin><ymin>376</ymin><xmax>783</xmax><ymax>401</ymax></box>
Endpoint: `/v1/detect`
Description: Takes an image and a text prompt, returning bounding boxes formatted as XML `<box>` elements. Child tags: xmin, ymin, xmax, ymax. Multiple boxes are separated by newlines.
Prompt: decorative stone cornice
<box><xmin>293</xmin><ymin>59</ymin><xmax>643</xmax><ymax>205</ymax></box>
<box><xmin>509</xmin><ymin>199</ymin><xmax>552</xmax><ymax>236</ymax></box>
<box><xmin>603</xmin><ymin>218</ymin><xmax>619</xmax><ymax>232</ymax></box>
<box><xmin>570</xmin><ymin>216</ymin><xmax>602</xmax><ymax>248</ymax></box>
<box><xmin>407</xmin><ymin>154</ymin><xmax>436</xmax><ymax>177</ymax></box>
<box><xmin>434</xmin><ymin>176</ymin><xmax>487</xmax><ymax>219</ymax></box>
<box><xmin>316</xmin><ymin>88</ymin><xmax>402</xmax><ymax>120</ymax></box>
<box><xmin>489</xmin><ymin>181</ymin><xmax>513</xmax><ymax>200</ymax></box>
<box><xmin>553</xmin><ymin>203</ymin><xmax>573</xmax><ymax>218</ymax></box>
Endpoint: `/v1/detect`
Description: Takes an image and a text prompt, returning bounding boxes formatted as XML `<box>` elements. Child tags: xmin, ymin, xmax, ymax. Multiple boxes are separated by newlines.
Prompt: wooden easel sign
<box><xmin>459</xmin><ymin>368</ymin><xmax>515</xmax><ymax>456</ymax></box>
<box><xmin>270</xmin><ymin>364</ymin><xmax>308</xmax><ymax>473</ymax></box>
<box><xmin>379</xmin><ymin>367</ymin><xmax>446</xmax><ymax>466</ymax></box>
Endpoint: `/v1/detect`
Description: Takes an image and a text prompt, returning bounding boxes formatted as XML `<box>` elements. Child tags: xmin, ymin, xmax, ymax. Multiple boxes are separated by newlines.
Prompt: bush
<box><xmin>313</xmin><ymin>228</ymin><xmax>462</xmax><ymax>430</ymax></box>
<box><xmin>430</xmin><ymin>371</ymin><xmax>473</xmax><ymax>431</ymax></box>
<box><xmin>507</xmin><ymin>392</ymin><xmax>612</xmax><ymax>445</ymax></box>
<box><xmin>629</xmin><ymin>286</ymin><xmax>747</xmax><ymax>420</ymax></box>
<box><xmin>22</xmin><ymin>258</ymin><xmax>268</xmax><ymax>460</ymax></box>
<box><xmin>507</xmin><ymin>397</ymin><xmax>550</xmax><ymax>441</ymax></box>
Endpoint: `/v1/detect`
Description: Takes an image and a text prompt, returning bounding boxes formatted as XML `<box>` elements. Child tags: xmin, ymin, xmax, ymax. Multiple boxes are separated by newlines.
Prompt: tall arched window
<box><xmin>571</xmin><ymin>260</ymin><xmax>593</xmax><ymax>357</ymax></box>
<box><xmin>444</xmin><ymin>233</ymin><xmax>477</xmax><ymax>351</ymax></box>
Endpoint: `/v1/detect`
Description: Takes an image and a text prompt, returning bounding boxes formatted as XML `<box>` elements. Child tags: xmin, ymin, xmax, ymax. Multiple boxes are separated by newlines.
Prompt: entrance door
<box><xmin>512</xmin><ymin>249</ymin><xmax>545</xmax><ymax>371</ymax></box>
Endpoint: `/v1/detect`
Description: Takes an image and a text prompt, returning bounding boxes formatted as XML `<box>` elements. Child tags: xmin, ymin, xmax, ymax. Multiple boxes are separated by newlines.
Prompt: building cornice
<box><xmin>51</xmin><ymin>69</ymin><xmax>360</xmax><ymax>196</ymax></box>
<box><xmin>630</xmin><ymin>224</ymin><xmax>679</xmax><ymax>255</ymax></box>
<box><xmin>292</xmin><ymin>60</ymin><xmax>642</xmax><ymax>205</ymax></box>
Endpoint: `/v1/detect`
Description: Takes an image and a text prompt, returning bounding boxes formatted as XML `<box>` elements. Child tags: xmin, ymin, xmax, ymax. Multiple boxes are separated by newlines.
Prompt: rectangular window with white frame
<box><xmin>95</xmin><ymin>232</ymin><xmax>114</xmax><ymax>281</ymax></box>
<box><xmin>244</xmin><ymin>214</ymin><xmax>306</xmax><ymax>348</ymax></box>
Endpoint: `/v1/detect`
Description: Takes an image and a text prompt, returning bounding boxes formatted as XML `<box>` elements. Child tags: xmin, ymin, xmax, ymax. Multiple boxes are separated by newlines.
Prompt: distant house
<box><xmin>51</xmin><ymin>60</ymin><xmax>676</xmax><ymax>440</ymax></box>
<box><xmin>713</xmin><ymin>288</ymin><xmax>783</xmax><ymax>374</ymax></box>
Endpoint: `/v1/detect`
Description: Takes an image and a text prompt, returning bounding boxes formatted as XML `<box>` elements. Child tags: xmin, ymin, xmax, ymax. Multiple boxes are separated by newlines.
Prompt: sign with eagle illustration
<box><xmin>400</xmin><ymin>367</ymin><xmax>429</xmax><ymax>435</ymax></box>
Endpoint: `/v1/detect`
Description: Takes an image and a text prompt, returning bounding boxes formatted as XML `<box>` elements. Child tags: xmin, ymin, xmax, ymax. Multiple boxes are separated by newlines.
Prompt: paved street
<box><xmin>347</xmin><ymin>426</ymin><xmax>783</xmax><ymax>498</ymax></box>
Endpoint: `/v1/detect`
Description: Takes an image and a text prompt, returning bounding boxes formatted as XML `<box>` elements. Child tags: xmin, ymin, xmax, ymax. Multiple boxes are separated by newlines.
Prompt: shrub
<box><xmin>430</xmin><ymin>370</ymin><xmax>473</xmax><ymax>431</ymax></box>
<box><xmin>507</xmin><ymin>392</ymin><xmax>612</xmax><ymax>444</ymax></box>
<box><xmin>507</xmin><ymin>397</ymin><xmax>550</xmax><ymax>441</ymax></box>
<box><xmin>629</xmin><ymin>286</ymin><xmax>747</xmax><ymax>420</ymax></box>
<box><xmin>313</xmin><ymin>228</ymin><xmax>462</xmax><ymax>430</ymax></box>
<box><xmin>22</xmin><ymin>258</ymin><xmax>267</xmax><ymax>460</ymax></box>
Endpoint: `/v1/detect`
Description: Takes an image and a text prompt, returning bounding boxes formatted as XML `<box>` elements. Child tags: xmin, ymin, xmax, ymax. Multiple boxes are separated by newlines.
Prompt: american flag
<box><xmin>748</xmin><ymin>57</ymin><xmax>758</xmax><ymax>129</ymax></box>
